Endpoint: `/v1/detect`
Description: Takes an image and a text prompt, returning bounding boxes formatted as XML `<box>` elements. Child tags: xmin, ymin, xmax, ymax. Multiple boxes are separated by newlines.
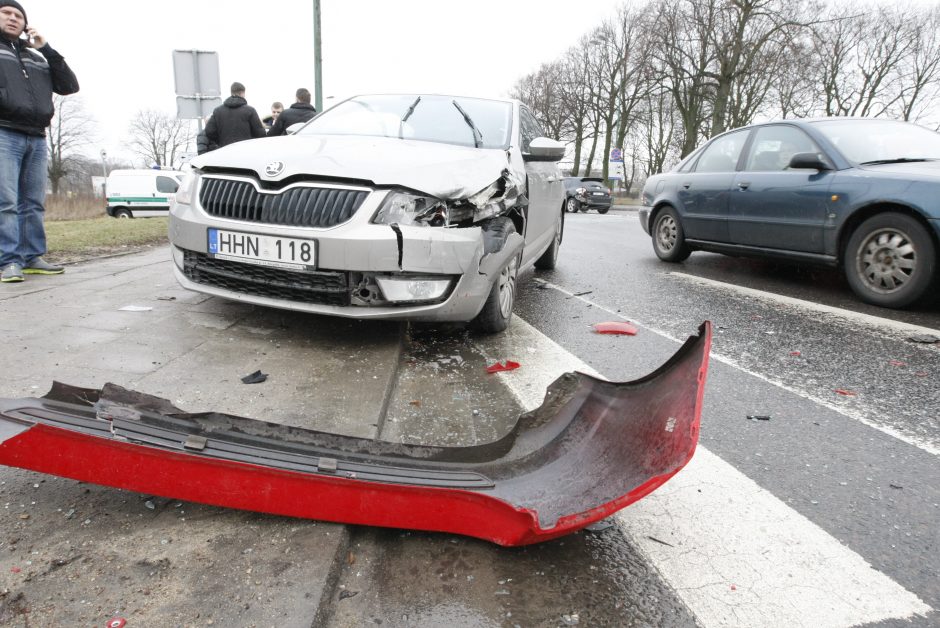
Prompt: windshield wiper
<box><xmin>452</xmin><ymin>100</ymin><xmax>483</xmax><ymax>148</ymax></box>
<box><xmin>860</xmin><ymin>157</ymin><xmax>936</xmax><ymax>165</ymax></box>
<box><xmin>399</xmin><ymin>96</ymin><xmax>421</xmax><ymax>139</ymax></box>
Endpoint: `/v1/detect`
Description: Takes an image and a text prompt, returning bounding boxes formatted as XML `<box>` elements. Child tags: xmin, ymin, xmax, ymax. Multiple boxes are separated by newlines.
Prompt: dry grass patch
<box><xmin>45</xmin><ymin>217</ymin><xmax>169</xmax><ymax>263</ymax></box>
<box><xmin>45</xmin><ymin>195</ymin><xmax>106</xmax><ymax>221</ymax></box>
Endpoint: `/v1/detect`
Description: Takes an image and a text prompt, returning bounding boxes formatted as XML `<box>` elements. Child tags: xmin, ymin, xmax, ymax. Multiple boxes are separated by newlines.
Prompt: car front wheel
<box><xmin>844</xmin><ymin>212</ymin><xmax>935</xmax><ymax>308</ymax></box>
<box><xmin>114</xmin><ymin>208</ymin><xmax>132</xmax><ymax>219</ymax></box>
<box><xmin>651</xmin><ymin>206</ymin><xmax>691</xmax><ymax>262</ymax></box>
<box><xmin>474</xmin><ymin>249</ymin><xmax>520</xmax><ymax>334</ymax></box>
<box><xmin>566</xmin><ymin>198</ymin><xmax>580</xmax><ymax>213</ymax></box>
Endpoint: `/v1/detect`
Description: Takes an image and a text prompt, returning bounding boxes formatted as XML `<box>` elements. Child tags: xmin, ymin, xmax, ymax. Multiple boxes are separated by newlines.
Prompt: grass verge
<box><xmin>44</xmin><ymin>217</ymin><xmax>169</xmax><ymax>263</ymax></box>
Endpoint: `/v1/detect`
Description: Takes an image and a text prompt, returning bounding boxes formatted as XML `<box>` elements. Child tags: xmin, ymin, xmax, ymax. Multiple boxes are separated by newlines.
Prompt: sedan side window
<box><xmin>519</xmin><ymin>107</ymin><xmax>545</xmax><ymax>153</ymax></box>
<box><xmin>744</xmin><ymin>126</ymin><xmax>820</xmax><ymax>171</ymax></box>
<box><xmin>694</xmin><ymin>130</ymin><xmax>749</xmax><ymax>173</ymax></box>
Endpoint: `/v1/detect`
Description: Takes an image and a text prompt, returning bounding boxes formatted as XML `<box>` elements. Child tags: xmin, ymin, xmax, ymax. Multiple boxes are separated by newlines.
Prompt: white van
<box><xmin>105</xmin><ymin>169</ymin><xmax>186</xmax><ymax>218</ymax></box>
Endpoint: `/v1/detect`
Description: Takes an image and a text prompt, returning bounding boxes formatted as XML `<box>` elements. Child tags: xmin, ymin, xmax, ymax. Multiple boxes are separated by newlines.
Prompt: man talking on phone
<box><xmin>0</xmin><ymin>0</ymin><xmax>78</xmax><ymax>283</ymax></box>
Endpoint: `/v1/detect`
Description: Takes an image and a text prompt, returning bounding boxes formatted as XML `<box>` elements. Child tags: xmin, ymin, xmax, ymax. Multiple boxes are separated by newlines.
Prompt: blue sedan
<box><xmin>639</xmin><ymin>118</ymin><xmax>940</xmax><ymax>308</ymax></box>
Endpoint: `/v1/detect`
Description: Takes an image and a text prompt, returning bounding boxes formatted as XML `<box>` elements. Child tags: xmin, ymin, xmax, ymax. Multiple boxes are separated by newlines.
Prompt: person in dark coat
<box><xmin>267</xmin><ymin>88</ymin><xmax>317</xmax><ymax>137</ymax></box>
<box><xmin>0</xmin><ymin>0</ymin><xmax>79</xmax><ymax>283</ymax></box>
<box><xmin>204</xmin><ymin>82</ymin><xmax>265</xmax><ymax>148</ymax></box>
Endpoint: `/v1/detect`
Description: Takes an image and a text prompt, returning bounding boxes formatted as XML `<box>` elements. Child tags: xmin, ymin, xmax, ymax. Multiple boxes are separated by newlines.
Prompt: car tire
<box><xmin>651</xmin><ymin>206</ymin><xmax>691</xmax><ymax>262</ymax></box>
<box><xmin>598</xmin><ymin>207</ymin><xmax>610</xmax><ymax>215</ymax></box>
<box><xmin>534</xmin><ymin>205</ymin><xmax>564</xmax><ymax>271</ymax></box>
<box><xmin>114</xmin><ymin>208</ymin><xmax>132</xmax><ymax>219</ymax></box>
<box><xmin>474</xmin><ymin>223</ymin><xmax>521</xmax><ymax>334</ymax></box>
<box><xmin>844</xmin><ymin>212</ymin><xmax>935</xmax><ymax>308</ymax></box>
<box><xmin>566</xmin><ymin>198</ymin><xmax>580</xmax><ymax>213</ymax></box>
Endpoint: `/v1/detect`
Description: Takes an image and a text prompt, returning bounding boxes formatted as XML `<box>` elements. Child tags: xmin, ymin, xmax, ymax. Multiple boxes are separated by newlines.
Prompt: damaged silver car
<box><xmin>169</xmin><ymin>94</ymin><xmax>566</xmax><ymax>332</ymax></box>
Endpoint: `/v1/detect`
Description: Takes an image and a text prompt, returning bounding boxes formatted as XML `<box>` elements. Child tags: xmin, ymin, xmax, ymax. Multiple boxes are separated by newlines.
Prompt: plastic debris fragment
<box><xmin>241</xmin><ymin>370</ymin><xmax>268</xmax><ymax>384</ymax></box>
<box><xmin>834</xmin><ymin>389</ymin><xmax>856</xmax><ymax>397</ymax></box>
<box><xmin>592</xmin><ymin>322</ymin><xmax>638</xmax><ymax>336</ymax></box>
<box><xmin>746</xmin><ymin>415</ymin><xmax>771</xmax><ymax>421</ymax></box>
<box><xmin>107</xmin><ymin>619</ymin><xmax>127</xmax><ymax>628</ymax></box>
<box><xmin>789</xmin><ymin>351</ymin><xmax>801</xmax><ymax>356</ymax></box>
<box><xmin>888</xmin><ymin>360</ymin><xmax>906</xmax><ymax>367</ymax></box>
<box><xmin>486</xmin><ymin>361</ymin><xmax>520</xmax><ymax>374</ymax></box>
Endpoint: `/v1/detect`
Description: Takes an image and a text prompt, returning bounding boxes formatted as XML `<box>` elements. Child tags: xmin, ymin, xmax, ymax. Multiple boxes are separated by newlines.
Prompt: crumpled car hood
<box><xmin>193</xmin><ymin>134</ymin><xmax>513</xmax><ymax>199</ymax></box>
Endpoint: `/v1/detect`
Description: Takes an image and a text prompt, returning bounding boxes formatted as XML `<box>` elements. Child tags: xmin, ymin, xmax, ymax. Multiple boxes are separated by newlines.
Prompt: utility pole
<box><xmin>313</xmin><ymin>0</ymin><xmax>322</xmax><ymax>112</ymax></box>
<box><xmin>100</xmin><ymin>149</ymin><xmax>108</xmax><ymax>177</ymax></box>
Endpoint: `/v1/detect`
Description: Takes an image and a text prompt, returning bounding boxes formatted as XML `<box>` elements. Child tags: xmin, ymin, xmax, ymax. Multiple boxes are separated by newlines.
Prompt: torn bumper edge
<box><xmin>0</xmin><ymin>323</ymin><xmax>711</xmax><ymax>546</ymax></box>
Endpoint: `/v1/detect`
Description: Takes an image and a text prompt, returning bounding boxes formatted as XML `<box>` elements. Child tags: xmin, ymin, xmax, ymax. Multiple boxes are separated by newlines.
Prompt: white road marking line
<box><xmin>533</xmin><ymin>279</ymin><xmax>940</xmax><ymax>457</ymax></box>
<box><xmin>668</xmin><ymin>271</ymin><xmax>940</xmax><ymax>337</ymax></box>
<box><xmin>474</xmin><ymin>317</ymin><xmax>932</xmax><ymax>627</ymax></box>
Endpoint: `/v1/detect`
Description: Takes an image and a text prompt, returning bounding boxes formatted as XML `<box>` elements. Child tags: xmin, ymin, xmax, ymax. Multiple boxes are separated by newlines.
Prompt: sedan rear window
<box><xmin>300</xmin><ymin>95</ymin><xmax>513</xmax><ymax>150</ymax></box>
<box><xmin>812</xmin><ymin>119</ymin><xmax>940</xmax><ymax>165</ymax></box>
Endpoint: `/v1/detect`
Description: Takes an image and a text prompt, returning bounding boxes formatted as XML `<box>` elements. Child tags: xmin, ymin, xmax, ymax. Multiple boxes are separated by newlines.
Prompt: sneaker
<box><xmin>23</xmin><ymin>257</ymin><xmax>64</xmax><ymax>275</ymax></box>
<box><xmin>1</xmin><ymin>263</ymin><xmax>24</xmax><ymax>283</ymax></box>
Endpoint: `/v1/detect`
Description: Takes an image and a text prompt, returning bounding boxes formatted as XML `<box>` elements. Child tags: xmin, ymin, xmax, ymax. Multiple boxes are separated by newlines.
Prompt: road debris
<box><xmin>834</xmin><ymin>389</ymin><xmax>857</xmax><ymax>397</ymax></box>
<box><xmin>789</xmin><ymin>351</ymin><xmax>801</xmax><ymax>356</ymax></box>
<box><xmin>908</xmin><ymin>334</ymin><xmax>939</xmax><ymax>344</ymax></box>
<box><xmin>240</xmin><ymin>370</ymin><xmax>268</xmax><ymax>384</ymax></box>
<box><xmin>339</xmin><ymin>590</ymin><xmax>359</xmax><ymax>600</ymax></box>
<box><xmin>106</xmin><ymin>619</ymin><xmax>127</xmax><ymax>628</ymax></box>
<box><xmin>889</xmin><ymin>484</ymin><xmax>903</xmax><ymax>490</ymax></box>
<box><xmin>746</xmin><ymin>415</ymin><xmax>771</xmax><ymax>421</ymax></box>
<box><xmin>592</xmin><ymin>321</ymin><xmax>638</xmax><ymax>336</ymax></box>
<box><xmin>572</xmin><ymin>290</ymin><xmax>593</xmax><ymax>297</ymax></box>
<box><xmin>585</xmin><ymin>518</ymin><xmax>615</xmax><ymax>532</ymax></box>
<box><xmin>118</xmin><ymin>305</ymin><xmax>152</xmax><ymax>312</ymax></box>
<box><xmin>888</xmin><ymin>360</ymin><xmax>907</xmax><ymax>367</ymax></box>
<box><xmin>561</xmin><ymin>613</ymin><xmax>580</xmax><ymax>626</ymax></box>
<box><xmin>648</xmin><ymin>535</ymin><xmax>675</xmax><ymax>547</ymax></box>
<box><xmin>485</xmin><ymin>360</ymin><xmax>520</xmax><ymax>374</ymax></box>
<box><xmin>156</xmin><ymin>296</ymin><xmax>177</xmax><ymax>301</ymax></box>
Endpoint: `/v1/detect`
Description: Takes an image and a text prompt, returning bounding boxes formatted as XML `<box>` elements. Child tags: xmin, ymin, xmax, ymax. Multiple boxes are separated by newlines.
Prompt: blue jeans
<box><xmin>0</xmin><ymin>127</ymin><xmax>49</xmax><ymax>268</ymax></box>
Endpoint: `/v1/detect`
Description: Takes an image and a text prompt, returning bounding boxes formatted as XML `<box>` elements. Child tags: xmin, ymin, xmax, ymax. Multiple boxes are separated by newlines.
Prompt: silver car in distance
<box><xmin>169</xmin><ymin>94</ymin><xmax>566</xmax><ymax>333</ymax></box>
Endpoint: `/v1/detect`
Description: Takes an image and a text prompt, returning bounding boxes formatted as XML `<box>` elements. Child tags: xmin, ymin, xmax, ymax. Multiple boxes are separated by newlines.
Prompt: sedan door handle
<box><xmin>737</xmin><ymin>181</ymin><xmax>750</xmax><ymax>190</ymax></box>
<box><xmin>681</xmin><ymin>182</ymin><xmax>691</xmax><ymax>189</ymax></box>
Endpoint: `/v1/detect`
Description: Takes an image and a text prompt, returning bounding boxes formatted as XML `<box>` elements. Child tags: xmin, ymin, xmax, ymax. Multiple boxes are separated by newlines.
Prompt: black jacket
<box><xmin>267</xmin><ymin>102</ymin><xmax>317</xmax><ymax>137</ymax></box>
<box><xmin>0</xmin><ymin>38</ymin><xmax>79</xmax><ymax>137</ymax></box>
<box><xmin>196</xmin><ymin>130</ymin><xmax>217</xmax><ymax>155</ymax></box>
<box><xmin>204</xmin><ymin>96</ymin><xmax>266</xmax><ymax>148</ymax></box>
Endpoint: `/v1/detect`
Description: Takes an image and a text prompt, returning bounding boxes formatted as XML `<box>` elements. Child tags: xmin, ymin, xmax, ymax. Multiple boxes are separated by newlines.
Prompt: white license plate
<box><xmin>207</xmin><ymin>228</ymin><xmax>316</xmax><ymax>270</ymax></box>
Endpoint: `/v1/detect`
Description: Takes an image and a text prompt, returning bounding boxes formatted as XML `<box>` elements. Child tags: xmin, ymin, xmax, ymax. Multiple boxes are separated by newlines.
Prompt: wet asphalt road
<box><xmin>1</xmin><ymin>212</ymin><xmax>937</xmax><ymax>626</ymax></box>
<box><xmin>323</xmin><ymin>211</ymin><xmax>939</xmax><ymax>627</ymax></box>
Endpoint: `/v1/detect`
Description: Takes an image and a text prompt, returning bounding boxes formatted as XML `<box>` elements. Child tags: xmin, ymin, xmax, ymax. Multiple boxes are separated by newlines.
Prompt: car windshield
<box><xmin>811</xmin><ymin>119</ymin><xmax>940</xmax><ymax>164</ymax></box>
<box><xmin>298</xmin><ymin>95</ymin><xmax>513</xmax><ymax>150</ymax></box>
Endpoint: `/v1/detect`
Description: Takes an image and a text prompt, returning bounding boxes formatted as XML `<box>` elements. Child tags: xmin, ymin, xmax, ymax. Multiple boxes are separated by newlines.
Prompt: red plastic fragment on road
<box><xmin>915</xmin><ymin>371</ymin><xmax>928</xmax><ymax>377</ymax></box>
<box><xmin>486</xmin><ymin>361</ymin><xmax>520</xmax><ymax>374</ymax></box>
<box><xmin>888</xmin><ymin>360</ymin><xmax>906</xmax><ymax>367</ymax></box>
<box><xmin>834</xmin><ymin>389</ymin><xmax>857</xmax><ymax>397</ymax></box>
<box><xmin>592</xmin><ymin>322</ymin><xmax>638</xmax><ymax>336</ymax></box>
<box><xmin>730</xmin><ymin>584</ymin><xmax>737</xmax><ymax>591</ymax></box>
<box><xmin>10</xmin><ymin>566</ymin><xmax>20</xmax><ymax>573</ymax></box>
<box><xmin>789</xmin><ymin>351</ymin><xmax>801</xmax><ymax>357</ymax></box>
<box><xmin>106</xmin><ymin>619</ymin><xmax>127</xmax><ymax>628</ymax></box>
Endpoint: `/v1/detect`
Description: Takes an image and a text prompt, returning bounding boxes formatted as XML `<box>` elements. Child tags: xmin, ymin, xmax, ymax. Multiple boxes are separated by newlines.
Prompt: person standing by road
<box><xmin>0</xmin><ymin>0</ymin><xmax>79</xmax><ymax>283</ymax></box>
<box><xmin>267</xmin><ymin>88</ymin><xmax>317</xmax><ymax>137</ymax></box>
<box><xmin>204</xmin><ymin>82</ymin><xmax>265</xmax><ymax>149</ymax></box>
<box><xmin>262</xmin><ymin>101</ymin><xmax>283</xmax><ymax>131</ymax></box>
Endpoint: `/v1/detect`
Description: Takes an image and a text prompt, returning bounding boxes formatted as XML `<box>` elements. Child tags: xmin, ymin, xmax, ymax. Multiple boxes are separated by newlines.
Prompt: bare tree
<box><xmin>510</xmin><ymin>61</ymin><xmax>568</xmax><ymax>140</ymax></box>
<box><xmin>127</xmin><ymin>110</ymin><xmax>194</xmax><ymax>168</ymax></box>
<box><xmin>46</xmin><ymin>95</ymin><xmax>96</xmax><ymax>195</ymax></box>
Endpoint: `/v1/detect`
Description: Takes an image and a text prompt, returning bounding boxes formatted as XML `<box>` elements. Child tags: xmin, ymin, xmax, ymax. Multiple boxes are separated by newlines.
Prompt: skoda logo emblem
<box><xmin>264</xmin><ymin>161</ymin><xmax>285</xmax><ymax>177</ymax></box>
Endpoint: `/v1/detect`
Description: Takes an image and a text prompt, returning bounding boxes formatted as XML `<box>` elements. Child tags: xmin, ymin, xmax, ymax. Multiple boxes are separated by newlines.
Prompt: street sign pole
<box><xmin>314</xmin><ymin>0</ymin><xmax>323</xmax><ymax>112</ymax></box>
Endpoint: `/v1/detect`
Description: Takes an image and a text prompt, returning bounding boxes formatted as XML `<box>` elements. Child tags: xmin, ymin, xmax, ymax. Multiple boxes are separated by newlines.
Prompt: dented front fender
<box><xmin>0</xmin><ymin>324</ymin><xmax>711</xmax><ymax>546</ymax></box>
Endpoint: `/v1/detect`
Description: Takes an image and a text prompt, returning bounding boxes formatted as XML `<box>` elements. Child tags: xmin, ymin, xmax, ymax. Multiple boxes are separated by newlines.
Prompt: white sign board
<box><xmin>172</xmin><ymin>50</ymin><xmax>221</xmax><ymax>97</ymax></box>
<box><xmin>176</xmin><ymin>96</ymin><xmax>222</xmax><ymax>120</ymax></box>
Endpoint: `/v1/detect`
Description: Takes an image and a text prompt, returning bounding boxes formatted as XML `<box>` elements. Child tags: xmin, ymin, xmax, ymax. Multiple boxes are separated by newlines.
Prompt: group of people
<box><xmin>196</xmin><ymin>83</ymin><xmax>317</xmax><ymax>155</ymax></box>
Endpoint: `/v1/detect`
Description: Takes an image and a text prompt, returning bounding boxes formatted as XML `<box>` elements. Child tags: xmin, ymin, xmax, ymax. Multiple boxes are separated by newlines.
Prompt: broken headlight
<box><xmin>373</xmin><ymin>191</ymin><xmax>447</xmax><ymax>227</ymax></box>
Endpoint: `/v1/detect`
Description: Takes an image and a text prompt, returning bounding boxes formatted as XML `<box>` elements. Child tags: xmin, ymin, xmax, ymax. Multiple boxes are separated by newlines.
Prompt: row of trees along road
<box><xmin>46</xmin><ymin>96</ymin><xmax>194</xmax><ymax>196</ymax></box>
<box><xmin>511</xmin><ymin>0</ymin><xmax>940</xmax><ymax>193</ymax></box>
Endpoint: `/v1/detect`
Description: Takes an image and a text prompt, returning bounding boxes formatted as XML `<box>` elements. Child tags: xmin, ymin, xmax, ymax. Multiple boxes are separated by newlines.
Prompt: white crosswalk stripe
<box><xmin>474</xmin><ymin>316</ymin><xmax>932</xmax><ymax>627</ymax></box>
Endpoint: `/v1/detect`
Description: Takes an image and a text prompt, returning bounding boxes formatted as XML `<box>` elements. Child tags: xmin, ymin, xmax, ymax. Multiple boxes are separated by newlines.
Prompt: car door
<box><xmin>729</xmin><ymin>125</ymin><xmax>835</xmax><ymax>253</ymax></box>
<box><xmin>677</xmin><ymin>129</ymin><xmax>750</xmax><ymax>242</ymax></box>
<box><xmin>518</xmin><ymin>106</ymin><xmax>562</xmax><ymax>263</ymax></box>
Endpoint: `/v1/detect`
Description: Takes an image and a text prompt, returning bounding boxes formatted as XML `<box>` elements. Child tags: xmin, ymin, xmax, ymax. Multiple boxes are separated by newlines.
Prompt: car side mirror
<box><xmin>286</xmin><ymin>123</ymin><xmax>306</xmax><ymax>135</ymax></box>
<box><xmin>788</xmin><ymin>152</ymin><xmax>831</xmax><ymax>171</ymax></box>
<box><xmin>524</xmin><ymin>137</ymin><xmax>566</xmax><ymax>162</ymax></box>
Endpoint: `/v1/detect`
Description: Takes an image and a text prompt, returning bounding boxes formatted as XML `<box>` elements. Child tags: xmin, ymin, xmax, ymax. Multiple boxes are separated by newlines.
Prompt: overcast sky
<box><xmin>26</xmin><ymin>0</ymin><xmax>627</xmax><ymax>164</ymax></box>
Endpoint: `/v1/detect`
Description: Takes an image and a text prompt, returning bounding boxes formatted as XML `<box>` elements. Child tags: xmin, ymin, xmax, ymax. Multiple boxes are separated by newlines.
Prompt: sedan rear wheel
<box><xmin>566</xmin><ymin>198</ymin><xmax>580</xmax><ymax>213</ymax></box>
<box><xmin>651</xmin><ymin>206</ymin><xmax>691</xmax><ymax>262</ymax></box>
<box><xmin>844</xmin><ymin>212</ymin><xmax>935</xmax><ymax>308</ymax></box>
